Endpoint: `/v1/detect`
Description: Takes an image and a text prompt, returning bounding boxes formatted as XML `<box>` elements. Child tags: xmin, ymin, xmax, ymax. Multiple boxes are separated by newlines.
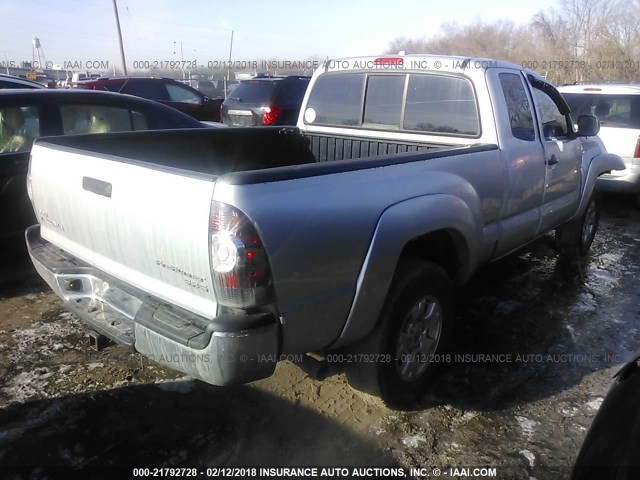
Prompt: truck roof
<box><xmin>320</xmin><ymin>54</ymin><xmax>532</xmax><ymax>75</ymax></box>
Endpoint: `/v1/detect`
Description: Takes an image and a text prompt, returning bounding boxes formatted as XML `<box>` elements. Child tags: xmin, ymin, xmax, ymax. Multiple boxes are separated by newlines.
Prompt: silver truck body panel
<box><xmin>217</xmin><ymin>146</ymin><xmax>503</xmax><ymax>353</ymax></box>
<box><xmin>26</xmin><ymin>54</ymin><xmax>626</xmax><ymax>385</ymax></box>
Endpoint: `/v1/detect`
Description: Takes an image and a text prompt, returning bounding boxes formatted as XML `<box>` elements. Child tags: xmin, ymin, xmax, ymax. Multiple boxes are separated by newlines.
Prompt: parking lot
<box><xmin>0</xmin><ymin>194</ymin><xmax>638</xmax><ymax>479</ymax></box>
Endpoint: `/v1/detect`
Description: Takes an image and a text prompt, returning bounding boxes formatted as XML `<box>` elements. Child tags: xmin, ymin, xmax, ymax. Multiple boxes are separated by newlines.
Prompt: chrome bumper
<box><xmin>26</xmin><ymin>225</ymin><xmax>279</xmax><ymax>386</ymax></box>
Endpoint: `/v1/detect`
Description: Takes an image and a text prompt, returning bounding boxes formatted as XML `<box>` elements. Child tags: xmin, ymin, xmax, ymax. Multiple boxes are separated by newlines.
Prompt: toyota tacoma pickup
<box><xmin>25</xmin><ymin>55</ymin><xmax>623</xmax><ymax>406</ymax></box>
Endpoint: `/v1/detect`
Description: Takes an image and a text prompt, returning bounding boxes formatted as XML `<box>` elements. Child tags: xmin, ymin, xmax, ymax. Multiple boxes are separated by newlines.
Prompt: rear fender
<box><xmin>330</xmin><ymin>194</ymin><xmax>479</xmax><ymax>348</ymax></box>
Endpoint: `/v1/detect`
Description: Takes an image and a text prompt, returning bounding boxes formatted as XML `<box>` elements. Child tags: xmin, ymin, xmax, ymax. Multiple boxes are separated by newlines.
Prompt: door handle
<box><xmin>546</xmin><ymin>154</ymin><xmax>559</xmax><ymax>166</ymax></box>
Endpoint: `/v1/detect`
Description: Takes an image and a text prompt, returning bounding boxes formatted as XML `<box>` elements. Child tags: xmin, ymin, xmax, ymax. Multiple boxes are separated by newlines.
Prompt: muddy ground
<box><xmin>0</xmin><ymin>194</ymin><xmax>639</xmax><ymax>480</ymax></box>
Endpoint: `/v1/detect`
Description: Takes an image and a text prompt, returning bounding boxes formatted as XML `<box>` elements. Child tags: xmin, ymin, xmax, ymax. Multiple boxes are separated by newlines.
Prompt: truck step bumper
<box><xmin>26</xmin><ymin>225</ymin><xmax>279</xmax><ymax>386</ymax></box>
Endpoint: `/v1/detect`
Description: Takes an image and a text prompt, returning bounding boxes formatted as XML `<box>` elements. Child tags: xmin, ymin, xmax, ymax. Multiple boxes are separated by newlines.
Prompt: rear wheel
<box><xmin>344</xmin><ymin>259</ymin><xmax>453</xmax><ymax>408</ymax></box>
<box><xmin>556</xmin><ymin>189</ymin><xmax>600</xmax><ymax>261</ymax></box>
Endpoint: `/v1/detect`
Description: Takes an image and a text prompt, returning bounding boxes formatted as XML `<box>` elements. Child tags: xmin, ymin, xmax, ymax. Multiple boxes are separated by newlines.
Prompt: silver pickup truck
<box><xmin>26</xmin><ymin>55</ymin><xmax>623</xmax><ymax>406</ymax></box>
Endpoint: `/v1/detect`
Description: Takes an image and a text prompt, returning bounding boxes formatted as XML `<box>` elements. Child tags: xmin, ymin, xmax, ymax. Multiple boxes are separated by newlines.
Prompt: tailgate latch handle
<box><xmin>82</xmin><ymin>176</ymin><xmax>112</xmax><ymax>198</ymax></box>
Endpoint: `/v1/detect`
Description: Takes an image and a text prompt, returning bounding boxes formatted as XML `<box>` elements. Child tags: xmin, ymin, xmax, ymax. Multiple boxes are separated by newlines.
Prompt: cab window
<box><xmin>499</xmin><ymin>73</ymin><xmax>535</xmax><ymax>141</ymax></box>
<box><xmin>532</xmin><ymin>88</ymin><xmax>569</xmax><ymax>139</ymax></box>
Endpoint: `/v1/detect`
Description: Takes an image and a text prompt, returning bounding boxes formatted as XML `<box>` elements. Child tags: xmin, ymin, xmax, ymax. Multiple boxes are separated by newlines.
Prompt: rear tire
<box><xmin>556</xmin><ymin>188</ymin><xmax>600</xmax><ymax>261</ymax></box>
<box><xmin>344</xmin><ymin>259</ymin><xmax>453</xmax><ymax>408</ymax></box>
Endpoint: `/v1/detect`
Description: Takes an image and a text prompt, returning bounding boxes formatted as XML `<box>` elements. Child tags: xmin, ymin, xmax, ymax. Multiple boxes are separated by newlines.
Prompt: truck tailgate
<box><xmin>29</xmin><ymin>142</ymin><xmax>218</xmax><ymax>318</ymax></box>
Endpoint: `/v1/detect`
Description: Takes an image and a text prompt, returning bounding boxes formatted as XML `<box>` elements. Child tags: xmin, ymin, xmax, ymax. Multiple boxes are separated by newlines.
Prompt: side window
<box><xmin>304</xmin><ymin>73</ymin><xmax>365</xmax><ymax>126</ymax></box>
<box><xmin>166</xmin><ymin>83</ymin><xmax>202</xmax><ymax>104</ymax></box>
<box><xmin>122</xmin><ymin>80</ymin><xmax>170</xmax><ymax>101</ymax></box>
<box><xmin>363</xmin><ymin>75</ymin><xmax>405</xmax><ymax>127</ymax></box>
<box><xmin>532</xmin><ymin>88</ymin><xmax>569</xmax><ymax>139</ymax></box>
<box><xmin>499</xmin><ymin>73</ymin><xmax>534</xmax><ymax>141</ymax></box>
<box><xmin>0</xmin><ymin>105</ymin><xmax>40</xmax><ymax>154</ymax></box>
<box><xmin>60</xmin><ymin>105</ymin><xmax>148</xmax><ymax>134</ymax></box>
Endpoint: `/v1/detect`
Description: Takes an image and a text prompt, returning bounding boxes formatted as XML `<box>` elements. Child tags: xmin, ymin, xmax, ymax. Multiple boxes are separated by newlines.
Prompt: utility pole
<box><xmin>225</xmin><ymin>30</ymin><xmax>234</xmax><ymax>98</ymax></box>
<box><xmin>174</xmin><ymin>41</ymin><xmax>185</xmax><ymax>79</ymax></box>
<box><xmin>112</xmin><ymin>0</ymin><xmax>127</xmax><ymax>75</ymax></box>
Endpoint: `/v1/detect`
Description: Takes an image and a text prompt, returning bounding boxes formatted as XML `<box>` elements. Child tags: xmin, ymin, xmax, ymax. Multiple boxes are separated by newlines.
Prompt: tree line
<box><xmin>387</xmin><ymin>0</ymin><xmax>640</xmax><ymax>85</ymax></box>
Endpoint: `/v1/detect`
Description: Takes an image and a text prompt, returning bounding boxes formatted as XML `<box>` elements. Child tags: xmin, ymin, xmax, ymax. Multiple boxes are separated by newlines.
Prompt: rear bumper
<box><xmin>597</xmin><ymin>162</ymin><xmax>640</xmax><ymax>193</ymax></box>
<box><xmin>26</xmin><ymin>225</ymin><xmax>279</xmax><ymax>386</ymax></box>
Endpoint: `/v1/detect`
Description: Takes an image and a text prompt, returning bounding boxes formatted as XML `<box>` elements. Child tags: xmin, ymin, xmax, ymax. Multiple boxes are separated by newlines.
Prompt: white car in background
<box><xmin>559</xmin><ymin>84</ymin><xmax>640</xmax><ymax>206</ymax></box>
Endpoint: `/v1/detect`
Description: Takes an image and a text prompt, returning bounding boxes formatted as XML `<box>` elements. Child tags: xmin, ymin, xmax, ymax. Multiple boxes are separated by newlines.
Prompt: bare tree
<box><xmin>388</xmin><ymin>0</ymin><xmax>640</xmax><ymax>84</ymax></box>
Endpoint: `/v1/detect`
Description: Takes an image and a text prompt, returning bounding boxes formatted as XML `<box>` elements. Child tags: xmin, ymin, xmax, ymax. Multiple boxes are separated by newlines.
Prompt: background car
<box><xmin>0</xmin><ymin>74</ymin><xmax>46</xmax><ymax>89</ymax></box>
<box><xmin>74</xmin><ymin>76</ymin><xmax>223</xmax><ymax>122</ymax></box>
<box><xmin>0</xmin><ymin>89</ymin><xmax>204</xmax><ymax>252</ymax></box>
<box><xmin>221</xmin><ymin>76</ymin><xmax>310</xmax><ymax>127</ymax></box>
<box><xmin>559</xmin><ymin>84</ymin><xmax>640</xmax><ymax>206</ymax></box>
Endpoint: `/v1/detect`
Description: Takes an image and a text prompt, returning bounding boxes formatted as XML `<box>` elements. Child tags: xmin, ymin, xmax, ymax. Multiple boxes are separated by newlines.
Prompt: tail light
<box><xmin>261</xmin><ymin>105</ymin><xmax>283</xmax><ymax>125</ymax></box>
<box><xmin>634</xmin><ymin>137</ymin><xmax>640</xmax><ymax>159</ymax></box>
<box><xmin>209</xmin><ymin>201</ymin><xmax>273</xmax><ymax>308</ymax></box>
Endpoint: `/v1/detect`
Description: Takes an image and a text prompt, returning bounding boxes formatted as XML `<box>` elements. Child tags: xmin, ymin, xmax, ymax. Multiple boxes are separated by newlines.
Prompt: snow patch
<box><xmin>400</xmin><ymin>435</ymin><xmax>425</xmax><ymax>448</ymax></box>
<box><xmin>586</xmin><ymin>397</ymin><xmax>604</xmax><ymax>411</ymax></box>
<box><xmin>3</xmin><ymin>369</ymin><xmax>54</xmax><ymax>403</ymax></box>
<box><xmin>515</xmin><ymin>416</ymin><xmax>539</xmax><ymax>439</ymax></box>
<box><xmin>598</xmin><ymin>253</ymin><xmax>623</xmax><ymax>266</ymax></box>
<box><xmin>560</xmin><ymin>406</ymin><xmax>578</xmax><ymax>417</ymax></box>
<box><xmin>591</xmin><ymin>270</ymin><xmax>620</xmax><ymax>286</ymax></box>
<box><xmin>155</xmin><ymin>377</ymin><xmax>195</xmax><ymax>393</ymax></box>
<box><xmin>520</xmin><ymin>449</ymin><xmax>535</xmax><ymax>467</ymax></box>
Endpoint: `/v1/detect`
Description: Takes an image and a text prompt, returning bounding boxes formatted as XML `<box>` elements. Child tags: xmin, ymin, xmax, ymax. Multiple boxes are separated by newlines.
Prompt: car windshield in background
<box><xmin>305</xmin><ymin>72</ymin><xmax>480</xmax><ymax>136</ymax></box>
<box><xmin>563</xmin><ymin>93</ymin><xmax>640</xmax><ymax>128</ymax></box>
<box><xmin>227</xmin><ymin>81</ymin><xmax>276</xmax><ymax>104</ymax></box>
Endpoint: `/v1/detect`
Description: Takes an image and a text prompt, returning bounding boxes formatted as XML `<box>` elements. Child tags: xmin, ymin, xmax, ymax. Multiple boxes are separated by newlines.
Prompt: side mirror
<box><xmin>577</xmin><ymin>115</ymin><xmax>600</xmax><ymax>137</ymax></box>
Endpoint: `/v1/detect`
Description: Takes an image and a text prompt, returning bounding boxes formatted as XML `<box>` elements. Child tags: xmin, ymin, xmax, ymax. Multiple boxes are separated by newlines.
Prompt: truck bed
<box><xmin>37</xmin><ymin>127</ymin><xmax>455</xmax><ymax>180</ymax></box>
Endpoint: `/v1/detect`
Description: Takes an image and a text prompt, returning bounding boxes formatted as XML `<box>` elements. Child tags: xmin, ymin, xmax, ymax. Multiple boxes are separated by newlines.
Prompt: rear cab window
<box><xmin>0</xmin><ymin>105</ymin><xmax>40</xmax><ymax>154</ymax></box>
<box><xmin>304</xmin><ymin>72</ymin><xmax>480</xmax><ymax>136</ymax></box>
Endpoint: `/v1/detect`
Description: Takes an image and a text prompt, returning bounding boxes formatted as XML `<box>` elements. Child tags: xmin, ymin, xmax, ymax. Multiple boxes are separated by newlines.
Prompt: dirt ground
<box><xmin>0</xmin><ymin>194</ymin><xmax>639</xmax><ymax>480</ymax></box>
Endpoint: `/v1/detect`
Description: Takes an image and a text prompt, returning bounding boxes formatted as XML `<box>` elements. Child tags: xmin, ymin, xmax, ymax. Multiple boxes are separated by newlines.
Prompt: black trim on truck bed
<box><xmin>221</xmin><ymin>142</ymin><xmax>499</xmax><ymax>185</ymax></box>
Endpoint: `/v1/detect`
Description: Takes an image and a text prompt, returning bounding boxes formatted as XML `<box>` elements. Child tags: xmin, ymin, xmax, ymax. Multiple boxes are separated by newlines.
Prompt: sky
<box><xmin>0</xmin><ymin>0</ymin><xmax>560</xmax><ymax>72</ymax></box>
